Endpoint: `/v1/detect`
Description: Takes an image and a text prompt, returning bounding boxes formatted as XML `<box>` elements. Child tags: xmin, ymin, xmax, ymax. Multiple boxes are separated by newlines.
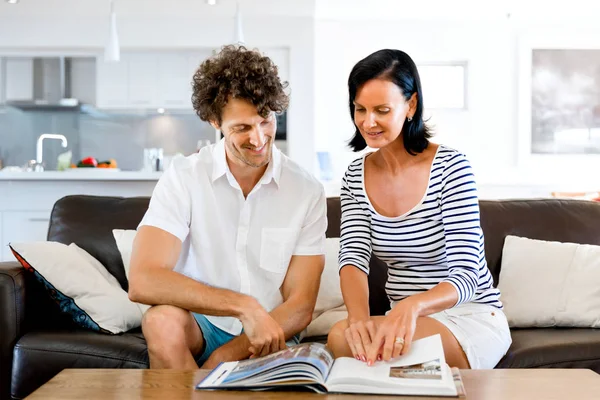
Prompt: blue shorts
<box><xmin>192</xmin><ymin>313</ymin><xmax>301</xmax><ymax>365</ymax></box>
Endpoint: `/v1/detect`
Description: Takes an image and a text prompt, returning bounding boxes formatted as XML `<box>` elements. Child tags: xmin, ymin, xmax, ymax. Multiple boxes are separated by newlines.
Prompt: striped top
<box><xmin>338</xmin><ymin>145</ymin><xmax>502</xmax><ymax>309</ymax></box>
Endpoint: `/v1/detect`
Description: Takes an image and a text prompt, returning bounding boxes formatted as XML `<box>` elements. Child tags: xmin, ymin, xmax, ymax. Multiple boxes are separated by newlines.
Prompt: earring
<box><xmin>408</xmin><ymin>116</ymin><xmax>413</xmax><ymax>122</ymax></box>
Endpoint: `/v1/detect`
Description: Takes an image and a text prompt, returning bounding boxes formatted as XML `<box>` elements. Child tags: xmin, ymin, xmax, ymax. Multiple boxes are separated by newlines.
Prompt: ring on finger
<box><xmin>394</xmin><ymin>337</ymin><xmax>405</xmax><ymax>345</ymax></box>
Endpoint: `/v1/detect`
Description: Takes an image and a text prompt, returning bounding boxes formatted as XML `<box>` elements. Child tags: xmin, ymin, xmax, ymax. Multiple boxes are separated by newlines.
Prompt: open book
<box><xmin>197</xmin><ymin>334</ymin><xmax>464</xmax><ymax>397</ymax></box>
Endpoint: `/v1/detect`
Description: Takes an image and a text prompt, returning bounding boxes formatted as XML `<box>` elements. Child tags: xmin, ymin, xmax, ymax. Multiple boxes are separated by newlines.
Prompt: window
<box><xmin>417</xmin><ymin>63</ymin><xmax>467</xmax><ymax>109</ymax></box>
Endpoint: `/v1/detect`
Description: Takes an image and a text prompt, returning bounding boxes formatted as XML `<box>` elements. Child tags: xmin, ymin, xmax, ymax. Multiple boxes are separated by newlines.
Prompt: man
<box><xmin>128</xmin><ymin>45</ymin><xmax>326</xmax><ymax>369</ymax></box>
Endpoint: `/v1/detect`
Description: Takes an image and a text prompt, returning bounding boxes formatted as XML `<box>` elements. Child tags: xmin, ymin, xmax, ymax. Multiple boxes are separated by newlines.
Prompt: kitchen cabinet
<box><xmin>70</xmin><ymin>57</ymin><xmax>97</xmax><ymax>105</ymax></box>
<box><xmin>128</xmin><ymin>53</ymin><xmax>159</xmax><ymax>107</ymax></box>
<box><xmin>96</xmin><ymin>56</ymin><xmax>129</xmax><ymax>108</ymax></box>
<box><xmin>95</xmin><ymin>48</ymin><xmax>288</xmax><ymax>110</ymax></box>
<box><xmin>0</xmin><ymin>58</ymin><xmax>4</xmax><ymax>103</ymax></box>
<box><xmin>4</xmin><ymin>57</ymin><xmax>34</xmax><ymax>101</ymax></box>
<box><xmin>158</xmin><ymin>53</ymin><xmax>192</xmax><ymax>108</ymax></box>
<box><xmin>96</xmin><ymin>51</ymin><xmax>212</xmax><ymax>110</ymax></box>
<box><xmin>1</xmin><ymin>211</ymin><xmax>50</xmax><ymax>261</ymax></box>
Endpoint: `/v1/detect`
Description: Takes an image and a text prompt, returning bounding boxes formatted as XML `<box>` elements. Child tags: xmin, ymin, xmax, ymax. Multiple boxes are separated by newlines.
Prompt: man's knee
<box><xmin>142</xmin><ymin>305</ymin><xmax>190</xmax><ymax>341</ymax></box>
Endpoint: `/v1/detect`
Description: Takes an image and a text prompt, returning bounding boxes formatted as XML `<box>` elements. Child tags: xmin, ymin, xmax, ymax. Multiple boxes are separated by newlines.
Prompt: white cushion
<box><xmin>312</xmin><ymin>238</ymin><xmax>345</xmax><ymax>317</ymax></box>
<box><xmin>306</xmin><ymin>304</ymin><xmax>348</xmax><ymax>337</ymax></box>
<box><xmin>305</xmin><ymin>237</ymin><xmax>346</xmax><ymax>337</ymax></box>
<box><xmin>498</xmin><ymin>235</ymin><xmax>600</xmax><ymax>328</ymax></box>
<box><xmin>112</xmin><ymin>229</ymin><xmax>138</xmax><ymax>280</ymax></box>
<box><xmin>10</xmin><ymin>241</ymin><xmax>146</xmax><ymax>334</ymax></box>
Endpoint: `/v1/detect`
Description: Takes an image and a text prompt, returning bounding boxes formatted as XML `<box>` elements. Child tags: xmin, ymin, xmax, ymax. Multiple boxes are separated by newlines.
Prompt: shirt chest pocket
<box><xmin>260</xmin><ymin>228</ymin><xmax>300</xmax><ymax>274</ymax></box>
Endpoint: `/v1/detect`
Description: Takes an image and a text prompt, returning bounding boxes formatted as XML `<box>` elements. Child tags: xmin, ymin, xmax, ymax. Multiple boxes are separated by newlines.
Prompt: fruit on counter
<box><xmin>70</xmin><ymin>157</ymin><xmax>118</xmax><ymax>169</ymax></box>
<box><xmin>97</xmin><ymin>159</ymin><xmax>118</xmax><ymax>169</ymax></box>
<box><xmin>78</xmin><ymin>157</ymin><xmax>98</xmax><ymax>167</ymax></box>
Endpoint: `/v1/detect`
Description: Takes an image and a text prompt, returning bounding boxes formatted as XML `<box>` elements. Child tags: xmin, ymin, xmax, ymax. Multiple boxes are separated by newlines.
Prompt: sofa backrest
<box><xmin>46</xmin><ymin>195</ymin><xmax>600</xmax><ymax>318</ymax></box>
<box><xmin>479</xmin><ymin>199</ymin><xmax>600</xmax><ymax>284</ymax></box>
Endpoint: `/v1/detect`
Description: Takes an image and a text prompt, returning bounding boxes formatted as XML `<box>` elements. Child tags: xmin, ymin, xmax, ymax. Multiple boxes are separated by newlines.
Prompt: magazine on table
<box><xmin>196</xmin><ymin>334</ymin><xmax>465</xmax><ymax>397</ymax></box>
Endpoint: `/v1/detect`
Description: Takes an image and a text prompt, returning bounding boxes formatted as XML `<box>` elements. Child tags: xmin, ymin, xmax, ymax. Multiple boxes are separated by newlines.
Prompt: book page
<box><xmin>325</xmin><ymin>334</ymin><xmax>457</xmax><ymax>396</ymax></box>
<box><xmin>197</xmin><ymin>342</ymin><xmax>334</xmax><ymax>389</ymax></box>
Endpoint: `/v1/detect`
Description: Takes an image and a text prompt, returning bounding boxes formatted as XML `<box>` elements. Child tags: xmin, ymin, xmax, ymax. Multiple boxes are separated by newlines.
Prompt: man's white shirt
<box><xmin>139</xmin><ymin>139</ymin><xmax>327</xmax><ymax>335</ymax></box>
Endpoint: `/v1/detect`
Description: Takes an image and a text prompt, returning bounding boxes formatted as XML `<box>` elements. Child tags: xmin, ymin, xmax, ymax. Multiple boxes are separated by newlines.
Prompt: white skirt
<box><xmin>428</xmin><ymin>302</ymin><xmax>512</xmax><ymax>369</ymax></box>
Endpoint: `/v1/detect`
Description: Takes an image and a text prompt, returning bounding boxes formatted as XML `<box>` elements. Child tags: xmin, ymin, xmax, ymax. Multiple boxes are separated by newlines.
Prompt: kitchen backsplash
<box><xmin>0</xmin><ymin>108</ymin><xmax>215</xmax><ymax>171</ymax></box>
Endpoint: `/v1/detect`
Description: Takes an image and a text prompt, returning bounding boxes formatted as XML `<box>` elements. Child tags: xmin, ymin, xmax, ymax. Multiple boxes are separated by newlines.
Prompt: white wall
<box><xmin>314</xmin><ymin>17</ymin><xmax>600</xmax><ymax>193</ymax></box>
<box><xmin>315</xmin><ymin>19</ymin><xmax>515</xmax><ymax>182</ymax></box>
<box><xmin>0</xmin><ymin>0</ymin><xmax>317</xmax><ymax>173</ymax></box>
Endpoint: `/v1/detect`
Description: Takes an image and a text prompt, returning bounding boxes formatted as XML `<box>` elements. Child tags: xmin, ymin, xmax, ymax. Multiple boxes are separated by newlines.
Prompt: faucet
<box><xmin>36</xmin><ymin>134</ymin><xmax>68</xmax><ymax>172</ymax></box>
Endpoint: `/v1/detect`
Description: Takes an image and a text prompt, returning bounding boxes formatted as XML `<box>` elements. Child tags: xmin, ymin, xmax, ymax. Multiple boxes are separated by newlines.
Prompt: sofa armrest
<box><xmin>0</xmin><ymin>261</ymin><xmax>27</xmax><ymax>400</ymax></box>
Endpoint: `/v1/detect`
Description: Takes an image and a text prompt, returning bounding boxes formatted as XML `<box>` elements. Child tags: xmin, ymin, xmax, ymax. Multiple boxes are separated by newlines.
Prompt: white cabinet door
<box><xmin>2</xmin><ymin>211</ymin><xmax>50</xmax><ymax>261</ymax></box>
<box><xmin>158</xmin><ymin>54</ymin><xmax>191</xmax><ymax>108</ymax></box>
<box><xmin>96</xmin><ymin>57</ymin><xmax>129</xmax><ymax>108</ymax></box>
<box><xmin>70</xmin><ymin>57</ymin><xmax>97</xmax><ymax>105</ymax></box>
<box><xmin>5</xmin><ymin>58</ymin><xmax>34</xmax><ymax>101</ymax></box>
<box><xmin>128</xmin><ymin>53</ymin><xmax>158</xmax><ymax>108</ymax></box>
<box><xmin>0</xmin><ymin>58</ymin><xmax>4</xmax><ymax>103</ymax></box>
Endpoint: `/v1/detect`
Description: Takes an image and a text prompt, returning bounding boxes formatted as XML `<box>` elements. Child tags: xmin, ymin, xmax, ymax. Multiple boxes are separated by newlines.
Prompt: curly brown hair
<box><xmin>191</xmin><ymin>45</ymin><xmax>289</xmax><ymax>124</ymax></box>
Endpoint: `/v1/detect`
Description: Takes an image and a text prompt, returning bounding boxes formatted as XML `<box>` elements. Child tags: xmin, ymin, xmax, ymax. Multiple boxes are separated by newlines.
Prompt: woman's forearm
<box><xmin>401</xmin><ymin>282</ymin><xmax>459</xmax><ymax>317</ymax></box>
<box><xmin>340</xmin><ymin>265</ymin><xmax>370</xmax><ymax>322</ymax></box>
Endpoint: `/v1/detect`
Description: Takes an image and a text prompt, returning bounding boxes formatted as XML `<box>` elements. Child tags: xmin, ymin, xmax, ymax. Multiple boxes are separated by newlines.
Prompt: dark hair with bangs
<box><xmin>348</xmin><ymin>49</ymin><xmax>431</xmax><ymax>155</ymax></box>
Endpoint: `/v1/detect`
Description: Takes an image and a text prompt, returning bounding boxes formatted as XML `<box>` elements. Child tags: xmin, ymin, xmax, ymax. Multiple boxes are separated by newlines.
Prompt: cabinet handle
<box><xmin>28</xmin><ymin>218</ymin><xmax>50</xmax><ymax>222</ymax></box>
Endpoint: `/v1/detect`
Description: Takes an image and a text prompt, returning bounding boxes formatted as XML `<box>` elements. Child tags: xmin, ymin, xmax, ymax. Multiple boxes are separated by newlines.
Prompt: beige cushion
<box><xmin>498</xmin><ymin>235</ymin><xmax>600</xmax><ymax>328</ymax></box>
<box><xmin>9</xmin><ymin>241</ymin><xmax>146</xmax><ymax>334</ymax></box>
<box><xmin>113</xmin><ymin>229</ymin><xmax>138</xmax><ymax>280</ymax></box>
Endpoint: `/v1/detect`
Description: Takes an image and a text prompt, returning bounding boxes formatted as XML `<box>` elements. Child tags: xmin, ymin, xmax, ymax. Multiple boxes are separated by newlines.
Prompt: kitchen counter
<box><xmin>0</xmin><ymin>170</ymin><xmax>163</xmax><ymax>181</ymax></box>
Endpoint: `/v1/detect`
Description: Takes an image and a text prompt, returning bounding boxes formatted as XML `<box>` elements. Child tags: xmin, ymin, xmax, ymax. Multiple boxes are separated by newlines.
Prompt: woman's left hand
<box><xmin>365</xmin><ymin>298</ymin><xmax>420</xmax><ymax>365</ymax></box>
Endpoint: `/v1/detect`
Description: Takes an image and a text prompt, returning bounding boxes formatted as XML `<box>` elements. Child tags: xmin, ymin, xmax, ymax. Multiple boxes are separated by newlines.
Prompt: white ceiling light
<box><xmin>6</xmin><ymin>0</ymin><xmax>20</xmax><ymax>4</ymax></box>
<box><xmin>234</xmin><ymin>1</ymin><xmax>245</xmax><ymax>44</ymax></box>
<box><xmin>206</xmin><ymin>0</ymin><xmax>216</xmax><ymax>5</ymax></box>
<box><xmin>104</xmin><ymin>0</ymin><xmax>120</xmax><ymax>62</ymax></box>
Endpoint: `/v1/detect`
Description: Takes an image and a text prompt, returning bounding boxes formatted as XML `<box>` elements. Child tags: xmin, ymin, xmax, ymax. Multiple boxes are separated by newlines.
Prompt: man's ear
<box><xmin>209</xmin><ymin>120</ymin><xmax>220</xmax><ymax>130</ymax></box>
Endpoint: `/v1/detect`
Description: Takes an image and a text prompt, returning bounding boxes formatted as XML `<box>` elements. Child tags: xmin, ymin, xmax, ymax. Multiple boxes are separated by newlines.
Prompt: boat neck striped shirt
<box><xmin>338</xmin><ymin>145</ymin><xmax>502</xmax><ymax>309</ymax></box>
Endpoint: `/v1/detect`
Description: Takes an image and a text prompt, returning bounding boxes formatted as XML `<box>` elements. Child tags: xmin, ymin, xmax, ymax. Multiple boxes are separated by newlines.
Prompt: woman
<box><xmin>327</xmin><ymin>49</ymin><xmax>511</xmax><ymax>369</ymax></box>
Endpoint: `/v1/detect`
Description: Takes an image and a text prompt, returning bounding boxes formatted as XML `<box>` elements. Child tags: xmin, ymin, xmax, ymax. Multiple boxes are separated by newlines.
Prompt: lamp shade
<box><xmin>234</xmin><ymin>1</ymin><xmax>245</xmax><ymax>44</ymax></box>
<box><xmin>104</xmin><ymin>1</ymin><xmax>120</xmax><ymax>62</ymax></box>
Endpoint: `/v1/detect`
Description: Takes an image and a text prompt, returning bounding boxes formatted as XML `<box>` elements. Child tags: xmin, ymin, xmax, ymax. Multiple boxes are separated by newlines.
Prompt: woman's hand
<box><xmin>344</xmin><ymin>318</ymin><xmax>377</xmax><ymax>362</ymax></box>
<box><xmin>366</xmin><ymin>298</ymin><xmax>420</xmax><ymax>365</ymax></box>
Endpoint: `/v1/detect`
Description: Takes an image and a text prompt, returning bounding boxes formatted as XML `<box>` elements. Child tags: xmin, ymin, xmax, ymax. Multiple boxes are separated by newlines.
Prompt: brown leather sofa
<box><xmin>1</xmin><ymin>195</ymin><xmax>600</xmax><ymax>399</ymax></box>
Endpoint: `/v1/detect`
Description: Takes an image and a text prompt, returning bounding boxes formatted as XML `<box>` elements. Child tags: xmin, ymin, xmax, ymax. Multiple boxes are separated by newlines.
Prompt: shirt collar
<box><xmin>211</xmin><ymin>139</ymin><xmax>282</xmax><ymax>187</ymax></box>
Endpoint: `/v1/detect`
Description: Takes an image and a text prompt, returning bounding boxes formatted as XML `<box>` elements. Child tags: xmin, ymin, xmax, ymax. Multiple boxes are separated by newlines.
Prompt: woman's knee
<box><xmin>413</xmin><ymin>317</ymin><xmax>470</xmax><ymax>369</ymax></box>
<box><xmin>327</xmin><ymin>319</ymin><xmax>348</xmax><ymax>342</ymax></box>
<box><xmin>327</xmin><ymin>319</ymin><xmax>349</xmax><ymax>356</ymax></box>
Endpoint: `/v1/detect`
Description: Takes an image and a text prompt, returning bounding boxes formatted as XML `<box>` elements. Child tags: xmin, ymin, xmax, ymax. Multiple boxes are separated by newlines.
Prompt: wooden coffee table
<box><xmin>26</xmin><ymin>368</ymin><xmax>600</xmax><ymax>399</ymax></box>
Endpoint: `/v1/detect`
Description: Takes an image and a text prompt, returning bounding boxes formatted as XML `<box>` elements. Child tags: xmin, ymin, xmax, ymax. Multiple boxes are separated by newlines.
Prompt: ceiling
<box><xmin>0</xmin><ymin>0</ymin><xmax>598</xmax><ymax>21</ymax></box>
<box><xmin>0</xmin><ymin>0</ymin><xmax>315</xmax><ymax>18</ymax></box>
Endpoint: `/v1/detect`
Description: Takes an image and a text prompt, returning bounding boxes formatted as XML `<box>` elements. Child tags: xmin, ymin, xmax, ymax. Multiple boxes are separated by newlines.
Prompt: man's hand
<box><xmin>239</xmin><ymin>300</ymin><xmax>286</xmax><ymax>358</ymax></box>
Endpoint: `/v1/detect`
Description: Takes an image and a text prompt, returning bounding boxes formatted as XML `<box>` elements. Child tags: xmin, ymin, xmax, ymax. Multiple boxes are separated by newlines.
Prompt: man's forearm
<box><xmin>129</xmin><ymin>267</ymin><xmax>256</xmax><ymax>319</ymax></box>
<box><xmin>207</xmin><ymin>295</ymin><xmax>313</xmax><ymax>362</ymax></box>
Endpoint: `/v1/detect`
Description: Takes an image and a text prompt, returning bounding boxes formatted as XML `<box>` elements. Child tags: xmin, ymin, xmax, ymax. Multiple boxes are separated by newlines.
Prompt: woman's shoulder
<box><xmin>435</xmin><ymin>144</ymin><xmax>472</xmax><ymax>168</ymax></box>
<box><xmin>343</xmin><ymin>153</ymin><xmax>369</xmax><ymax>177</ymax></box>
